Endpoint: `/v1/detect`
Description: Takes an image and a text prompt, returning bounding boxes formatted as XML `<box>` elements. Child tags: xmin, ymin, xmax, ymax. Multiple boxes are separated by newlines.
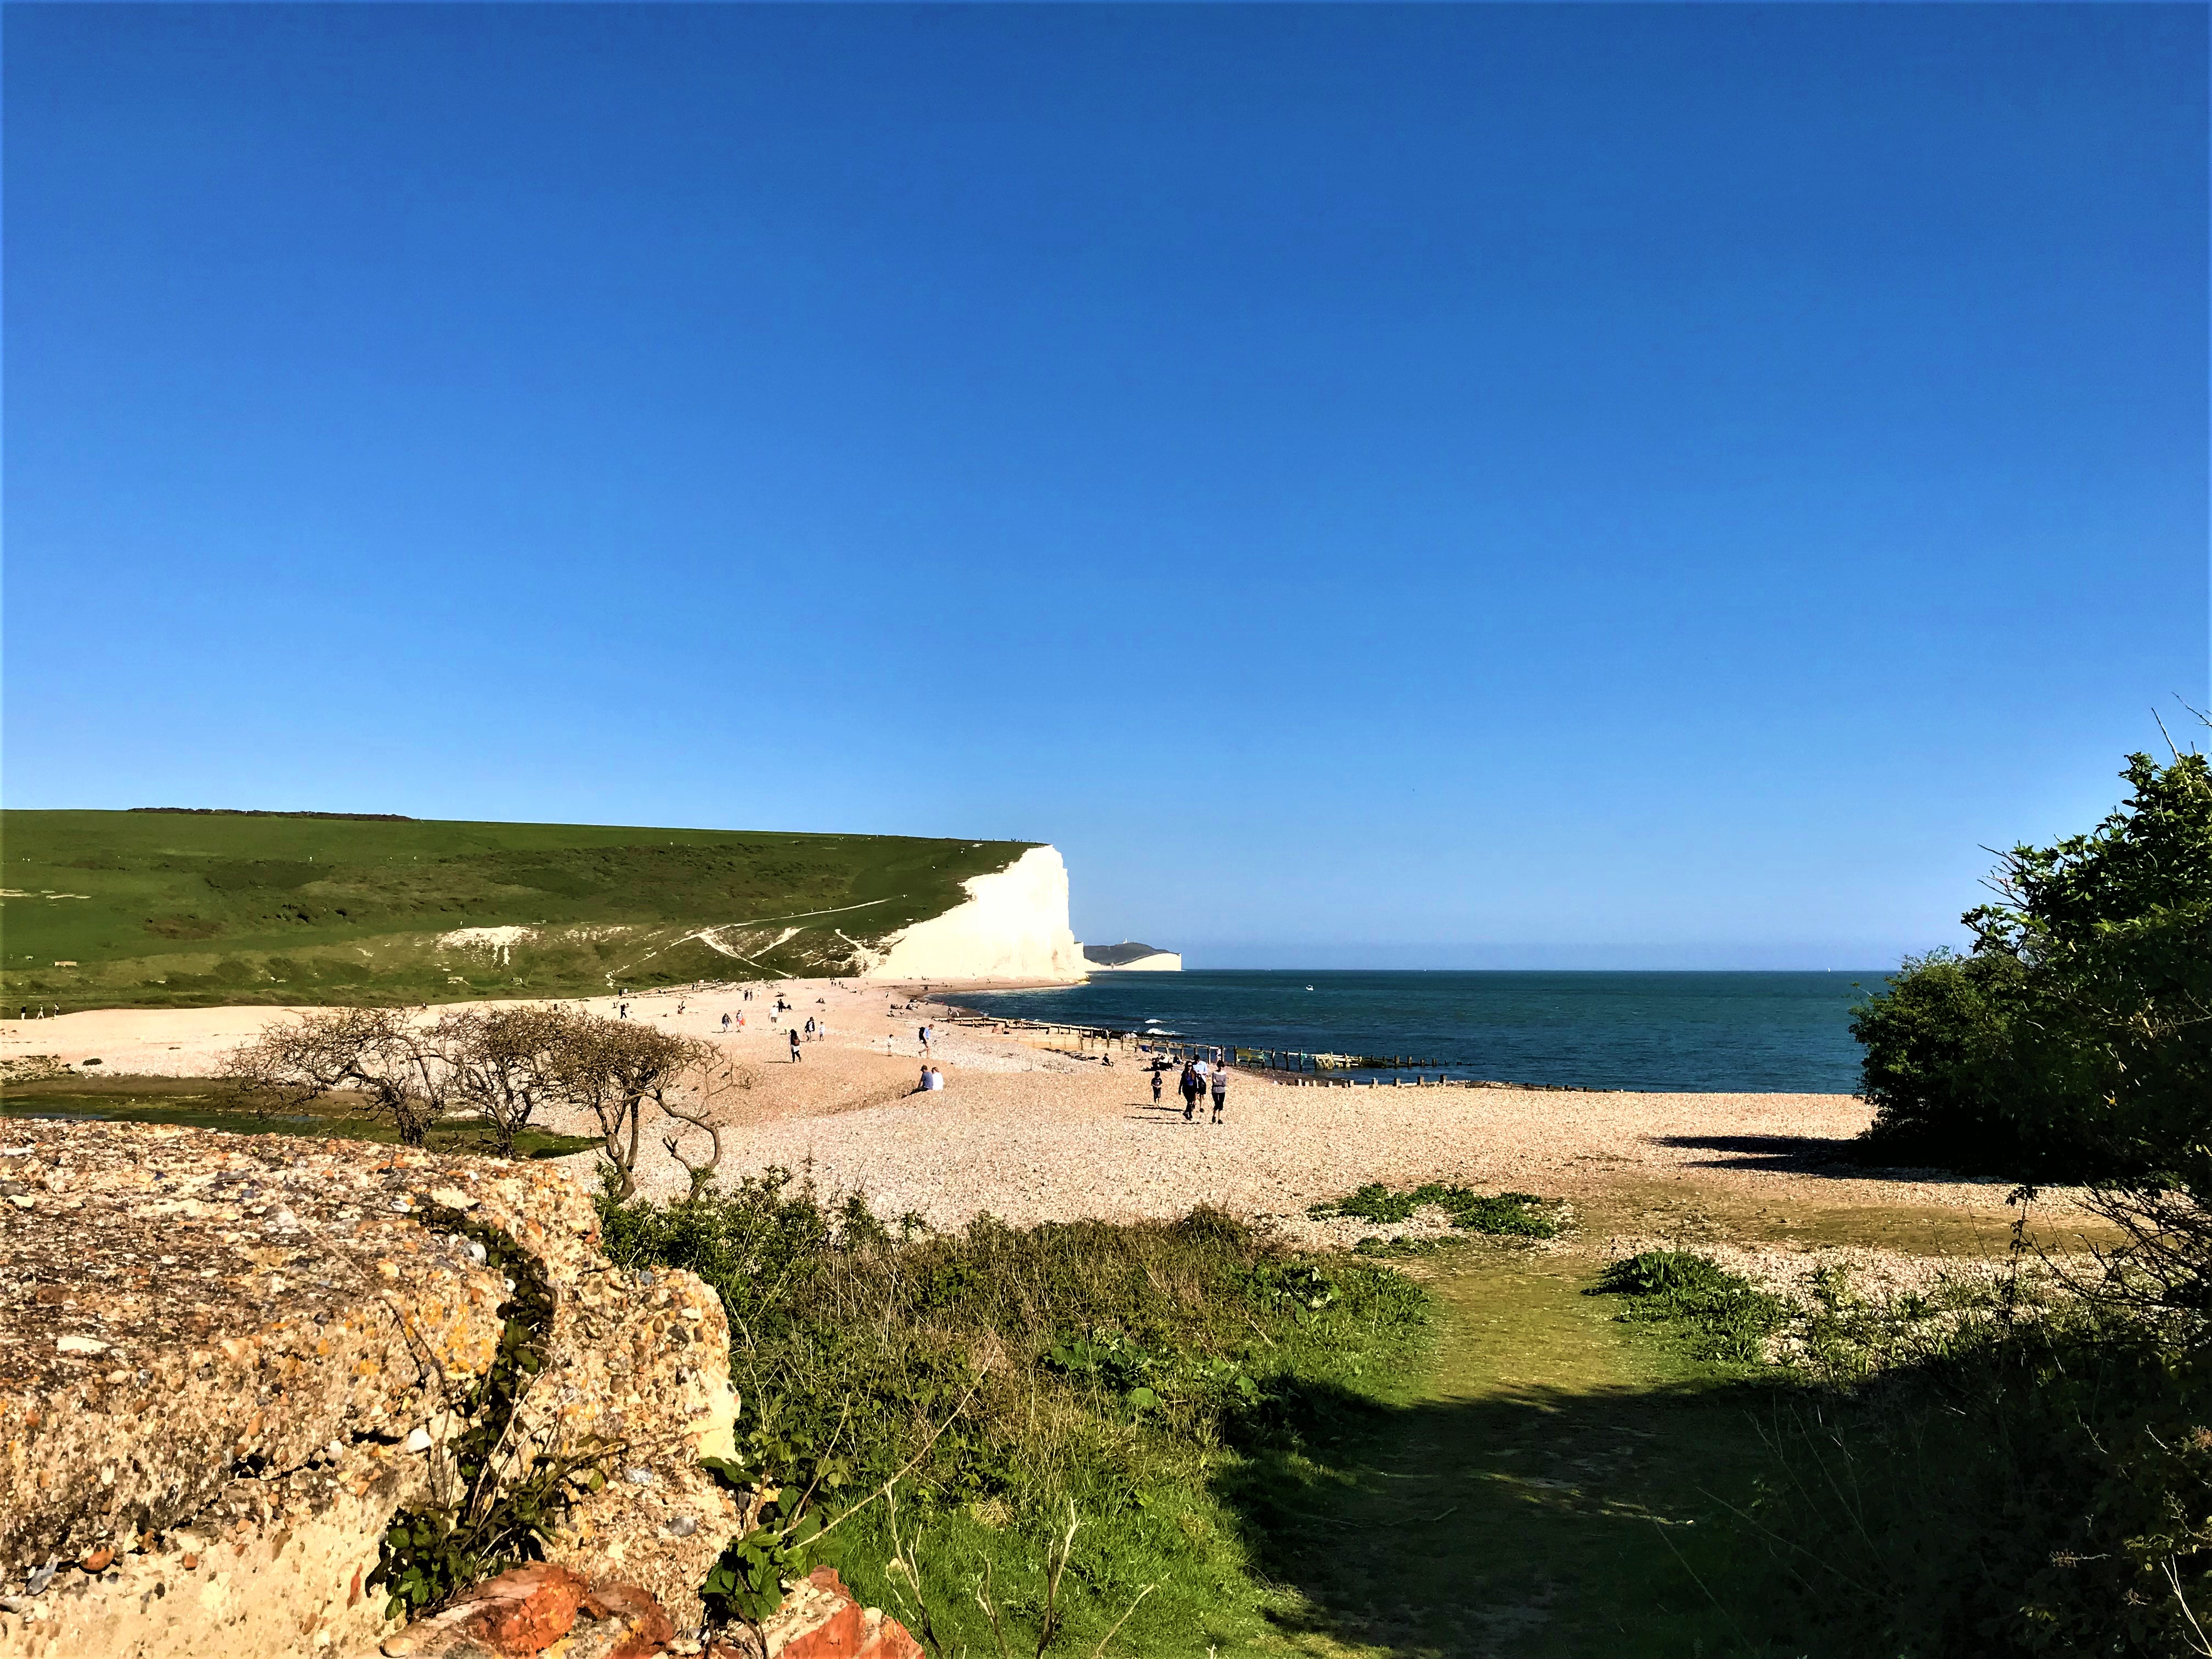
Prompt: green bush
<box><xmin>1851</xmin><ymin>947</ymin><xmax>2029</xmax><ymax>1170</ymax></box>
<box><xmin>1756</xmin><ymin>1299</ymin><xmax>2212</xmax><ymax>1658</ymax></box>
<box><xmin>1851</xmin><ymin>746</ymin><xmax>2212</xmax><ymax>1190</ymax></box>
<box><xmin>597</xmin><ymin>1169</ymin><xmax>1428</xmax><ymax>1652</ymax></box>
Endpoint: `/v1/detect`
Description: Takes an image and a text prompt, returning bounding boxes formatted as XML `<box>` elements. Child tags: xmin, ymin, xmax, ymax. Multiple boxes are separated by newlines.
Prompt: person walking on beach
<box><xmin>919</xmin><ymin>1023</ymin><xmax>932</xmax><ymax>1056</ymax></box>
<box><xmin>1151</xmin><ymin>1069</ymin><xmax>1164</xmax><ymax>1108</ymax></box>
<box><xmin>1180</xmin><ymin>1063</ymin><xmax>1200</xmax><ymax>1121</ymax></box>
<box><xmin>1210</xmin><ymin>1066</ymin><xmax>1227</xmax><ymax>1124</ymax></box>
<box><xmin>788</xmin><ymin>1029</ymin><xmax>803</xmax><ymax>1063</ymax></box>
<box><xmin>721</xmin><ymin>1012</ymin><xmax>731</xmax><ymax>1032</ymax></box>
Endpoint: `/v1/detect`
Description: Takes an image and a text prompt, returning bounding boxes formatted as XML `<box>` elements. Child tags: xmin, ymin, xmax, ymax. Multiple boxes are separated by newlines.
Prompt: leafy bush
<box><xmin>1592</xmin><ymin>1242</ymin><xmax>2212</xmax><ymax>1654</ymax></box>
<box><xmin>599</xmin><ymin>1170</ymin><xmax>1428</xmax><ymax>1651</ymax></box>
<box><xmin>1756</xmin><ymin>1295</ymin><xmax>2212</xmax><ymax>1658</ymax></box>
<box><xmin>1851</xmin><ymin>947</ymin><xmax>2029</xmax><ymax>1169</ymax></box>
<box><xmin>1850</xmin><ymin>745</ymin><xmax>2212</xmax><ymax>1190</ymax></box>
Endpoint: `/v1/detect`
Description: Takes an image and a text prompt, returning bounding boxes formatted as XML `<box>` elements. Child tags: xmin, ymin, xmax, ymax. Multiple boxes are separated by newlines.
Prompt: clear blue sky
<box><xmin>5</xmin><ymin>4</ymin><xmax>2204</xmax><ymax>968</ymax></box>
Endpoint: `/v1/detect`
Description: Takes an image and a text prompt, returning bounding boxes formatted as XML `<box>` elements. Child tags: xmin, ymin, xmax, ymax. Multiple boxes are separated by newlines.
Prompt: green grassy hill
<box><xmin>1</xmin><ymin>810</ymin><xmax>1032</xmax><ymax>1009</ymax></box>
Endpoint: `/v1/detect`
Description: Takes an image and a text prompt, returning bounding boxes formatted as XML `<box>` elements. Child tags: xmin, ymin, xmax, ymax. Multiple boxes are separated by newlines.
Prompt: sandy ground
<box><xmin>2</xmin><ymin>978</ymin><xmax>2033</xmax><ymax>1246</ymax></box>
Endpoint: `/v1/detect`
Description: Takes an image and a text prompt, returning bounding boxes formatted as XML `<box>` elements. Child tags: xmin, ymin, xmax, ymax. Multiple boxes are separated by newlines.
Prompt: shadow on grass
<box><xmin>1215</xmin><ymin>1372</ymin><xmax>1814</xmax><ymax>1658</ymax></box>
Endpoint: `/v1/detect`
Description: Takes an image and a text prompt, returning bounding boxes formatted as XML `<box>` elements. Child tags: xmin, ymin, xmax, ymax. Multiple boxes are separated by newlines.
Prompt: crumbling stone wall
<box><xmin>0</xmin><ymin>1122</ymin><xmax>742</xmax><ymax>1658</ymax></box>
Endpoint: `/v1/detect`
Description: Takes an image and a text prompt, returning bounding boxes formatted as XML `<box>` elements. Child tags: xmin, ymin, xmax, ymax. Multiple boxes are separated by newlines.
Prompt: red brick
<box><xmin>447</xmin><ymin>1561</ymin><xmax>589</xmax><ymax>1654</ymax></box>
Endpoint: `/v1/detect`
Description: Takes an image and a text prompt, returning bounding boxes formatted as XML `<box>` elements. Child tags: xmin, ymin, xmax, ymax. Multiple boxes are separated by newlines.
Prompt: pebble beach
<box><xmin>3</xmin><ymin>977</ymin><xmax>2029</xmax><ymax>1242</ymax></box>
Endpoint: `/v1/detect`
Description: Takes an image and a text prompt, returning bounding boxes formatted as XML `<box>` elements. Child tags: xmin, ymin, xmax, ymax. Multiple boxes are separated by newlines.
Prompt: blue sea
<box><xmin>952</xmin><ymin>969</ymin><xmax>1887</xmax><ymax>1094</ymax></box>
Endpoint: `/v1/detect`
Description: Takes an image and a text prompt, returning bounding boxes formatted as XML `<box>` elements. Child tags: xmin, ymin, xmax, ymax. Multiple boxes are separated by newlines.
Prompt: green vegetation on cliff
<box><xmin>0</xmin><ymin>809</ymin><xmax>1031</xmax><ymax>1008</ymax></box>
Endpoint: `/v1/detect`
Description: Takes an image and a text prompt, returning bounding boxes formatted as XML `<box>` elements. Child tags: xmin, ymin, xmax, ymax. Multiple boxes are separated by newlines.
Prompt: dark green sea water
<box><xmin>953</xmin><ymin>969</ymin><xmax>1884</xmax><ymax>1093</ymax></box>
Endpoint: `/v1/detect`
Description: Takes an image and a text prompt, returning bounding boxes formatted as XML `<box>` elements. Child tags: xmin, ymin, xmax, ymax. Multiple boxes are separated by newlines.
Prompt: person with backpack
<box><xmin>1180</xmin><ymin>1063</ymin><xmax>1200</xmax><ymax>1121</ymax></box>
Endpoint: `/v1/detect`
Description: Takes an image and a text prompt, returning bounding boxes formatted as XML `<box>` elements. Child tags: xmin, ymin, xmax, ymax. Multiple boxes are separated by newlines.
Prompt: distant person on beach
<box><xmin>919</xmin><ymin>1024</ymin><xmax>932</xmax><ymax>1055</ymax></box>
<box><xmin>788</xmin><ymin>1029</ymin><xmax>803</xmax><ymax>1062</ymax></box>
<box><xmin>721</xmin><ymin>1013</ymin><xmax>731</xmax><ymax>1032</ymax></box>
<box><xmin>1151</xmin><ymin>1070</ymin><xmax>1164</xmax><ymax>1107</ymax></box>
<box><xmin>1210</xmin><ymin>1067</ymin><xmax>1227</xmax><ymax>1123</ymax></box>
<box><xmin>1180</xmin><ymin>1064</ymin><xmax>1200</xmax><ymax>1120</ymax></box>
<box><xmin>805</xmin><ymin>1017</ymin><xmax>816</xmax><ymax>1040</ymax></box>
<box><xmin>618</xmin><ymin>1002</ymin><xmax>629</xmax><ymax>1019</ymax></box>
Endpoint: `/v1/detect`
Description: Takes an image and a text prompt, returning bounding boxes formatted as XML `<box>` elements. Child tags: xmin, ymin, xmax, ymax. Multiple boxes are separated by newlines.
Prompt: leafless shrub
<box><xmin>433</xmin><ymin>1003</ymin><xmax>571</xmax><ymax>1157</ymax></box>
<box><xmin>225</xmin><ymin>1005</ymin><xmax>453</xmax><ymax>1146</ymax></box>
<box><xmin>2068</xmin><ymin>1184</ymin><xmax>2212</xmax><ymax>1342</ymax></box>
<box><xmin>658</xmin><ymin>1055</ymin><xmax>759</xmax><ymax>1197</ymax></box>
<box><xmin>547</xmin><ymin>1018</ymin><xmax>715</xmax><ymax>1200</ymax></box>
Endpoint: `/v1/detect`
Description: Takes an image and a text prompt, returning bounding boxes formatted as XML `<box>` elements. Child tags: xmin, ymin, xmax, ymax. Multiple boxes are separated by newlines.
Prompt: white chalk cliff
<box><xmin>861</xmin><ymin>845</ymin><xmax>1085</xmax><ymax>982</ymax></box>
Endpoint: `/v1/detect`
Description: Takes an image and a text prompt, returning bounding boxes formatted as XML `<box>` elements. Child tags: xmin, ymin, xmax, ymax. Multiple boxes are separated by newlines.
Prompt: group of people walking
<box><xmin>1154</xmin><ymin>1056</ymin><xmax>1227</xmax><ymax>1123</ymax></box>
<box><xmin>787</xmin><ymin>1014</ymin><xmax>831</xmax><ymax>1060</ymax></box>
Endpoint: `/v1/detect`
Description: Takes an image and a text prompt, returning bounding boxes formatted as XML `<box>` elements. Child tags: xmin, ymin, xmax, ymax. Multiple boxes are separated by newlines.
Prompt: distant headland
<box><xmin>1080</xmin><ymin>940</ymin><xmax>1183</xmax><ymax>971</ymax></box>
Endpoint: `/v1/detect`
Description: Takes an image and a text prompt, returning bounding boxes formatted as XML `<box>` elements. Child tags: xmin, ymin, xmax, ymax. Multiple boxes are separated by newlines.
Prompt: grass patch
<box><xmin>599</xmin><ymin>1170</ymin><xmax>1429</xmax><ymax>1655</ymax></box>
<box><xmin>1226</xmin><ymin>1244</ymin><xmax>1786</xmax><ymax>1656</ymax></box>
<box><xmin>1308</xmin><ymin>1181</ymin><xmax>1561</xmax><ymax>1237</ymax></box>
<box><xmin>1590</xmin><ymin>1250</ymin><xmax>1787</xmax><ymax>1365</ymax></box>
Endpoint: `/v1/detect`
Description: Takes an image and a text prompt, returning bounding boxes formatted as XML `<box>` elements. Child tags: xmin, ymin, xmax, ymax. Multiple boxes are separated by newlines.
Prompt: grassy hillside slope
<box><xmin>1</xmin><ymin>810</ymin><xmax>1033</xmax><ymax>1009</ymax></box>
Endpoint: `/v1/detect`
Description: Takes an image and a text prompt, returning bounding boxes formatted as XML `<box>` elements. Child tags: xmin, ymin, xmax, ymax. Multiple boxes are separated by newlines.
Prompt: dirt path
<box><xmin>1234</xmin><ymin>1243</ymin><xmax>1782</xmax><ymax>1657</ymax></box>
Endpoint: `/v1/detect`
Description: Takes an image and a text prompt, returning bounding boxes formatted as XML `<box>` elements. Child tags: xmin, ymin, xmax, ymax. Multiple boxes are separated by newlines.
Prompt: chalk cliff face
<box><xmin>861</xmin><ymin>845</ymin><xmax>1084</xmax><ymax>982</ymax></box>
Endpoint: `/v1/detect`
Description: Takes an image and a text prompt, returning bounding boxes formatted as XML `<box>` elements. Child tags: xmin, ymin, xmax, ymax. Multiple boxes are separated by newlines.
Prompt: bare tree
<box><xmin>225</xmin><ymin>1006</ymin><xmax>453</xmax><ymax>1147</ymax></box>
<box><xmin>433</xmin><ymin>1003</ymin><xmax>570</xmax><ymax>1158</ymax></box>
<box><xmin>546</xmin><ymin>1018</ymin><xmax>714</xmax><ymax>1200</ymax></box>
<box><xmin>657</xmin><ymin>1053</ymin><xmax>759</xmax><ymax>1197</ymax></box>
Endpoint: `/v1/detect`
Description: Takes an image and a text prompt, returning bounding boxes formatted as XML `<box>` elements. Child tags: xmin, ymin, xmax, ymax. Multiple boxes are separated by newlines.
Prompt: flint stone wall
<box><xmin>0</xmin><ymin>1121</ymin><xmax>741</xmax><ymax>1658</ymax></box>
